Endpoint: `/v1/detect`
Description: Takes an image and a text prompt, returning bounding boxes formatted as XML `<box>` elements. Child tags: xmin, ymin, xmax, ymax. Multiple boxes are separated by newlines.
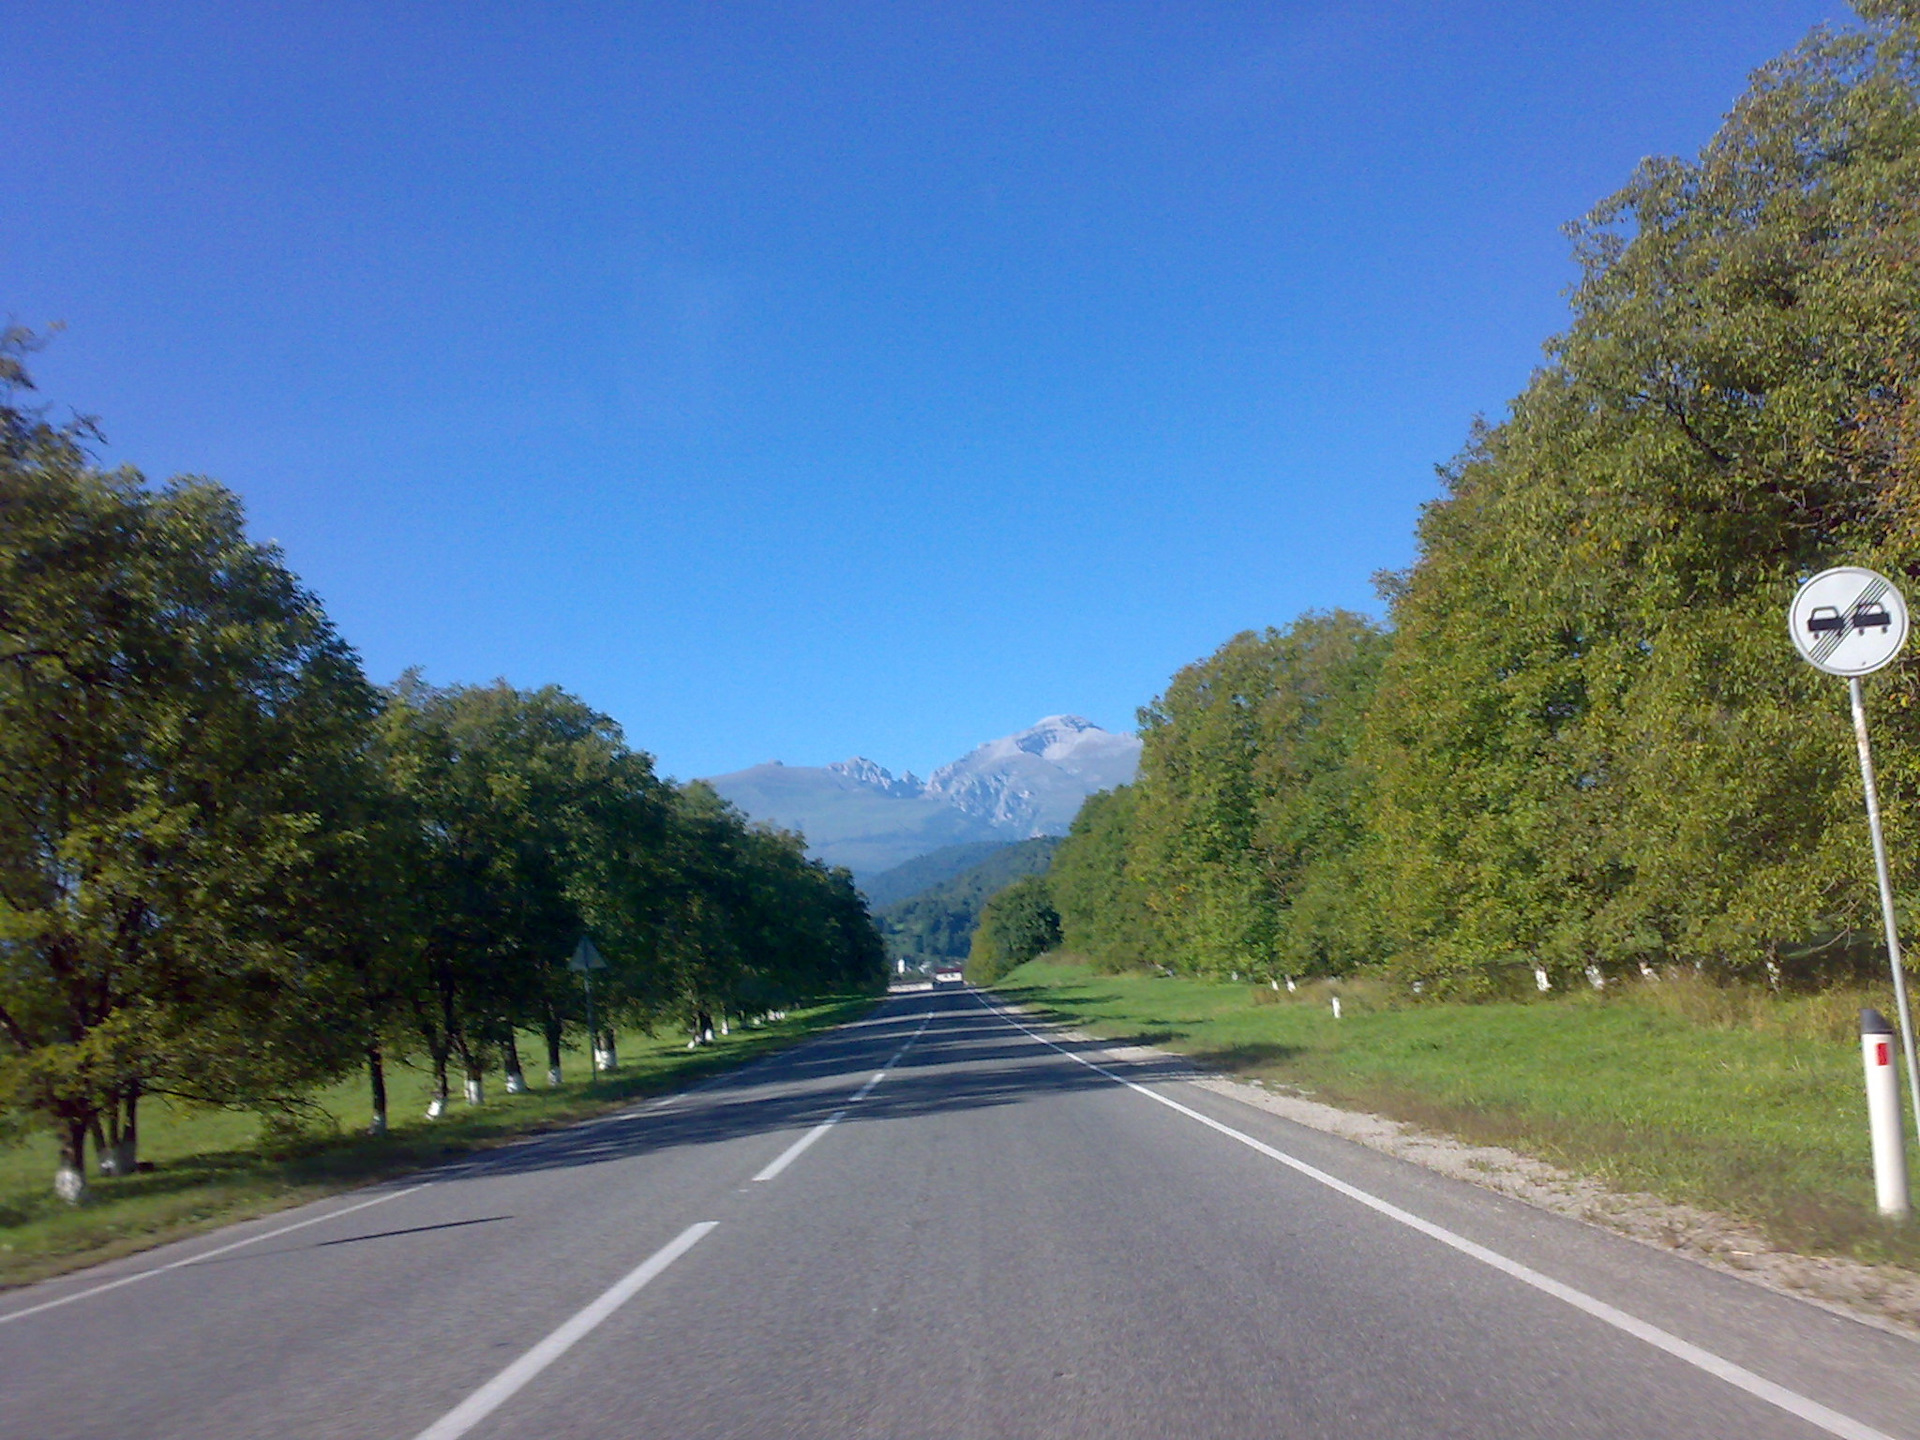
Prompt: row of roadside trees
<box><xmin>0</xmin><ymin>331</ymin><xmax>885</xmax><ymax>1198</ymax></box>
<box><xmin>1048</xmin><ymin>2</ymin><xmax>1920</xmax><ymax>997</ymax></box>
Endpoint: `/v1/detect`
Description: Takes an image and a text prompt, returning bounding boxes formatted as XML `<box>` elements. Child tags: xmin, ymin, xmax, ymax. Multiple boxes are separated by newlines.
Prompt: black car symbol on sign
<box><xmin>1807</xmin><ymin>605</ymin><xmax>1847</xmax><ymax>636</ymax></box>
<box><xmin>1853</xmin><ymin>600</ymin><xmax>1892</xmax><ymax>632</ymax></box>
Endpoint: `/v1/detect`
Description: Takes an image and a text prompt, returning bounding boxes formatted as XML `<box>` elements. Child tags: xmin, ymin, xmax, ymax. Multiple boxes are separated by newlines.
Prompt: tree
<box><xmin>1048</xmin><ymin>786</ymin><xmax>1165</xmax><ymax>972</ymax></box>
<box><xmin>965</xmin><ymin>874</ymin><xmax>1061</xmax><ymax>984</ymax></box>
<box><xmin>377</xmin><ymin>676</ymin><xmax>673</xmax><ymax>1107</ymax></box>
<box><xmin>1362</xmin><ymin>2</ymin><xmax>1920</xmax><ymax>992</ymax></box>
<box><xmin>0</xmin><ymin>337</ymin><xmax>381</xmax><ymax>1194</ymax></box>
<box><xmin>1128</xmin><ymin>612</ymin><xmax>1387</xmax><ymax>978</ymax></box>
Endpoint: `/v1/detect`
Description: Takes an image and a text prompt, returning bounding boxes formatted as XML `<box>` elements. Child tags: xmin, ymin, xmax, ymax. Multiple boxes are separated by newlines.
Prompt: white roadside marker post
<box><xmin>1862</xmin><ymin>1008</ymin><xmax>1910</xmax><ymax>1218</ymax></box>
<box><xmin>1790</xmin><ymin>566</ymin><xmax>1920</xmax><ymax>1218</ymax></box>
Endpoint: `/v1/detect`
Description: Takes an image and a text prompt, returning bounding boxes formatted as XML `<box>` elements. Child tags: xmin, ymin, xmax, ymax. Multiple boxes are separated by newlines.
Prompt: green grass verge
<box><xmin>0</xmin><ymin>994</ymin><xmax>878</xmax><ymax>1289</ymax></box>
<box><xmin>997</xmin><ymin>956</ymin><xmax>1920</xmax><ymax>1270</ymax></box>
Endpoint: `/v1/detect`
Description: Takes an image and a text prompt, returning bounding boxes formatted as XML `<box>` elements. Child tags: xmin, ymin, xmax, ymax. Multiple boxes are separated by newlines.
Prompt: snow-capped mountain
<box><xmin>703</xmin><ymin>716</ymin><xmax>1140</xmax><ymax>877</ymax></box>
<box><xmin>824</xmin><ymin>757</ymin><xmax>925</xmax><ymax>797</ymax></box>
<box><xmin>925</xmin><ymin>716</ymin><xmax>1141</xmax><ymax>834</ymax></box>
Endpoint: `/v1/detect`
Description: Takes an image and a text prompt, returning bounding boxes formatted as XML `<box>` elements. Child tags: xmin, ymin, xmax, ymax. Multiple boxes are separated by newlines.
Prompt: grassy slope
<box><xmin>0</xmin><ymin>995</ymin><xmax>876</xmax><ymax>1289</ymax></box>
<box><xmin>997</xmin><ymin>956</ymin><xmax>1920</xmax><ymax>1269</ymax></box>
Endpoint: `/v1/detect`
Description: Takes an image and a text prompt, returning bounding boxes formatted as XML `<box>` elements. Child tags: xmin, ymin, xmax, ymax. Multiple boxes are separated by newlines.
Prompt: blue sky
<box><xmin>7</xmin><ymin>1</ymin><xmax>1849</xmax><ymax>781</ymax></box>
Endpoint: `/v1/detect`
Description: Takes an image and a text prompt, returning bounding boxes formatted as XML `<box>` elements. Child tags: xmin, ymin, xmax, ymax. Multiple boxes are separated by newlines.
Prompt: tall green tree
<box><xmin>0</xmin><ymin>337</ymin><xmax>381</xmax><ymax>1193</ymax></box>
<box><xmin>965</xmin><ymin>874</ymin><xmax>1060</xmax><ymax>984</ymax></box>
<box><xmin>1363</xmin><ymin>1</ymin><xmax>1920</xmax><ymax>991</ymax></box>
<box><xmin>1048</xmin><ymin>786</ymin><xmax>1165</xmax><ymax>972</ymax></box>
<box><xmin>377</xmin><ymin>676</ymin><xmax>673</xmax><ymax>1106</ymax></box>
<box><xmin>1129</xmin><ymin>612</ymin><xmax>1387</xmax><ymax>978</ymax></box>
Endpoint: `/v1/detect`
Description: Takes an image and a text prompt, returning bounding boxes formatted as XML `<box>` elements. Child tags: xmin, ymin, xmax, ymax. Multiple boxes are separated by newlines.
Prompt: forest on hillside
<box><xmin>0</xmin><ymin>343</ymin><xmax>886</xmax><ymax>1198</ymax></box>
<box><xmin>1047</xmin><ymin>2</ymin><xmax>1920</xmax><ymax>997</ymax></box>
<box><xmin>875</xmin><ymin>837</ymin><xmax>1061</xmax><ymax>968</ymax></box>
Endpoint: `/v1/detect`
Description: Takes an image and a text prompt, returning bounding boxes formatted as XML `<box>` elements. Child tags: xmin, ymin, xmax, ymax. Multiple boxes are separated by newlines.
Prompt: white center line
<box><xmin>975</xmin><ymin>992</ymin><xmax>1906</xmax><ymax>1440</ymax></box>
<box><xmin>408</xmin><ymin>1221</ymin><xmax>716</xmax><ymax>1440</ymax></box>
<box><xmin>752</xmin><ymin>1111</ymin><xmax>848</xmax><ymax>1182</ymax></box>
<box><xmin>750</xmin><ymin>1014</ymin><xmax>925</xmax><ymax>1186</ymax></box>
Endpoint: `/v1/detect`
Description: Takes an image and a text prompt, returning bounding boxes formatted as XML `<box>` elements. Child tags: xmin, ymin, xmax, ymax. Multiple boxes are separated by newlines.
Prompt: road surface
<box><xmin>4</xmin><ymin>986</ymin><xmax>1919</xmax><ymax>1439</ymax></box>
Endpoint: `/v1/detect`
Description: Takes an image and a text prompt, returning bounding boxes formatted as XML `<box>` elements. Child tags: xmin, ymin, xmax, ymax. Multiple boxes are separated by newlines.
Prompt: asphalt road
<box><xmin>5</xmin><ymin>986</ymin><xmax>1920</xmax><ymax>1440</ymax></box>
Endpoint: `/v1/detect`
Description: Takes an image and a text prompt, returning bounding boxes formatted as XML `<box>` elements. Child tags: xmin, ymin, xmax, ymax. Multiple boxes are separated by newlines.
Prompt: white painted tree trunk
<box><xmin>98</xmin><ymin>1136</ymin><xmax>137</xmax><ymax>1176</ymax></box>
<box><xmin>504</xmin><ymin>1069</ymin><xmax>526</xmax><ymax>1094</ymax></box>
<box><xmin>464</xmin><ymin>1078</ymin><xmax>484</xmax><ymax>1105</ymax></box>
<box><xmin>366</xmin><ymin>1113</ymin><xmax>388</xmax><ymax>1136</ymax></box>
<box><xmin>1585</xmin><ymin>965</ymin><xmax>1606</xmax><ymax>990</ymax></box>
<box><xmin>1330</xmin><ymin>997</ymin><xmax>1342</xmax><ymax>1019</ymax></box>
<box><xmin>547</xmin><ymin>1065</ymin><xmax>564</xmax><ymax>1087</ymax></box>
<box><xmin>425</xmin><ymin>1097</ymin><xmax>446</xmax><ymax>1120</ymax></box>
<box><xmin>54</xmin><ymin>1164</ymin><xmax>87</xmax><ymax>1204</ymax></box>
<box><xmin>1534</xmin><ymin>965</ymin><xmax>1552</xmax><ymax>992</ymax></box>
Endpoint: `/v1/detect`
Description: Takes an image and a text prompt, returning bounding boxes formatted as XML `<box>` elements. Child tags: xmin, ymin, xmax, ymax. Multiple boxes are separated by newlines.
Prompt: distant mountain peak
<box><xmin>925</xmin><ymin>716</ymin><xmax>1140</xmax><ymax>835</ymax></box>
<box><xmin>826</xmin><ymin>756</ymin><xmax>925</xmax><ymax>797</ymax></box>
<box><xmin>703</xmin><ymin>715</ymin><xmax>1139</xmax><ymax>877</ymax></box>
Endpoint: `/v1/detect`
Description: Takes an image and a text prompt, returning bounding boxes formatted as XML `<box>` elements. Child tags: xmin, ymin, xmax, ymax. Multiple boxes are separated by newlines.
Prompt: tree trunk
<box><xmin>427</xmin><ymin>1044</ymin><xmax>450</xmax><ymax>1119</ymax></box>
<box><xmin>55</xmin><ymin>1118</ymin><xmax>88</xmax><ymax>1204</ymax></box>
<box><xmin>90</xmin><ymin>1114</ymin><xmax>113</xmax><ymax>1176</ymax></box>
<box><xmin>596</xmin><ymin>1028</ymin><xmax>618</xmax><ymax>1071</ymax></box>
<box><xmin>367</xmin><ymin>1046</ymin><xmax>389</xmax><ymax>1135</ymax></box>
<box><xmin>502</xmin><ymin>1032</ymin><xmax>526</xmax><ymax>1093</ymax></box>
<box><xmin>545</xmin><ymin>1015</ymin><xmax>564</xmax><ymax>1087</ymax></box>
<box><xmin>108</xmin><ymin>1087</ymin><xmax>140</xmax><ymax>1174</ymax></box>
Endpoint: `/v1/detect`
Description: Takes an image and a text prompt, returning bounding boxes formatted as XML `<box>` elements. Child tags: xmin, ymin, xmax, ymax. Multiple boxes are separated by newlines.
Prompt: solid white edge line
<box><xmin>975</xmin><ymin>992</ymin><xmax>1907</xmax><ymax>1440</ymax></box>
<box><xmin>752</xmin><ymin>1111</ymin><xmax>847</xmax><ymax>1182</ymax></box>
<box><xmin>0</xmin><ymin>1182</ymin><xmax>432</xmax><ymax>1327</ymax></box>
<box><xmin>409</xmin><ymin>1220</ymin><xmax>716</xmax><ymax>1440</ymax></box>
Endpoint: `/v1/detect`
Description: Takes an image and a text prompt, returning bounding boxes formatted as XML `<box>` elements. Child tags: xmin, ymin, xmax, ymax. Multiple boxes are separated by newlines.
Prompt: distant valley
<box><xmin>703</xmin><ymin>715</ymin><xmax>1139</xmax><ymax>878</ymax></box>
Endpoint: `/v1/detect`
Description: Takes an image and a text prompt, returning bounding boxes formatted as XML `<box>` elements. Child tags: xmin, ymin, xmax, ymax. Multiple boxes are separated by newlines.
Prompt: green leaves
<box><xmin>1056</xmin><ymin>5</ymin><xmax>1920</xmax><ymax>998</ymax></box>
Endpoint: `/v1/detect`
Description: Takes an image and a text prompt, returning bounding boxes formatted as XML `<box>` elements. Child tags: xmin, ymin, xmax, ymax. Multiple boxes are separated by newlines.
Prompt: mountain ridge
<box><xmin>704</xmin><ymin>715</ymin><xmax>1139</xmax><ymax>877</ymax></box>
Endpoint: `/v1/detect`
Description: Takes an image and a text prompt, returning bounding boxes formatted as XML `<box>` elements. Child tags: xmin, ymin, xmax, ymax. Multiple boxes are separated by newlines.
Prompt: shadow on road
<box><xmin>418</xmin><ymin>995</ymin><xmax>1197</xmax><ymax>1188</ymax></box>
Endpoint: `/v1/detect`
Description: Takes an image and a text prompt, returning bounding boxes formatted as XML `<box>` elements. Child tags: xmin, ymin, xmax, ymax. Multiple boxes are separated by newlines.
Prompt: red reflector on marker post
<box><xmin>1863</xmin><ymin>1008</ymin><xmax>1909</xmax><ymax>1218</ymax></box>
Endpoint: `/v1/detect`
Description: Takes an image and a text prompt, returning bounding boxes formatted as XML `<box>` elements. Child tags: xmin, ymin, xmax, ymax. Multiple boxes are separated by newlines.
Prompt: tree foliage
<box><xmin>0</xmin><ymin>331</ymin><xmax>886</xmax><ymax>1190</ymax></box>
<box><xmin>1048</xmin><ymin>4</ymin><xmax>1920</xmax><ymax>999</ymax></box>
<box><xmin>964</xmin><ymin>874</ymin><xmax>1061</xmax><ymax>984</ymax></box>
<box><xmin>0</xmin><ymin>353</ymin><xmax>382</xmax><ymax>1183</ymax></box>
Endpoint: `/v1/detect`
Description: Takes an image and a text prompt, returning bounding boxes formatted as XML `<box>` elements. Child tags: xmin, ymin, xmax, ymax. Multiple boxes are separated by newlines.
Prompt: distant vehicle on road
<box><xmin>932</xmin><ymin>966</ymin><xmax>964</xmax><ymax>985</ymax></box>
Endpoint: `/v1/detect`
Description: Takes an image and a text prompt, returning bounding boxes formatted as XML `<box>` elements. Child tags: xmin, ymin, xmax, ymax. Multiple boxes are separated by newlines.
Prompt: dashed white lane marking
<box><xmin>751</xmin><ymin>1110</ymin><xmax>849</xmax><ymax>1182</ymax></box>
<box><xmin>0</xmin><ymin>1183</ymin><xmax>433</xmax><ymax>1327</ymax></box>
<box><xmin>974</xmin><ymin>992</ymin><xmax>1905</xmax><ymax>1440</ymax></box>
<box><xmin>408</xmin><ymin>1221</ymin><xmax>717</xmax><ymax>1440</ymax></box>
<box><xmin>750</xmin><ymin>1003</ymin><xmax>936</xmax><ymax>1185</ymax></box>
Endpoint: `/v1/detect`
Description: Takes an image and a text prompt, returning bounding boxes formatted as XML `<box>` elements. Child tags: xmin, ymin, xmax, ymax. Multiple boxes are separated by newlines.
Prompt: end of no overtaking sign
<box><xmin>1788</xmin><ymin>567</ymin><xmax>1910</xmax><ymax>676</ymax></box>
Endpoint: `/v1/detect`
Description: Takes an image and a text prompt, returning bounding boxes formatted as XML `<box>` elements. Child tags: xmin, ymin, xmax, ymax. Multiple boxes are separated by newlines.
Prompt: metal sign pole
<box><xmin>582</xmin><ymin>970</ymin><xmax>598</xmax><ymax>1077</ymax></box>
<box><xmin>1791</xmin><ymin>566</ymin><xmax>1920</xmax><ymax>1217</ymax></box>
<box><xmin>1849</xmin><ymin>675</ymin><xmax>1920</xmax><ymax>1137</ymax></box>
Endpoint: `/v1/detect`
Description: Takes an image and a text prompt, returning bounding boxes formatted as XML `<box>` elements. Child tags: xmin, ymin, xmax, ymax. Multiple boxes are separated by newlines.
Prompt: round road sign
<box><xmin>1788</xmin><ymin>567</ymin><xmax>1910</xmax><ymax>676</ymax></box>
